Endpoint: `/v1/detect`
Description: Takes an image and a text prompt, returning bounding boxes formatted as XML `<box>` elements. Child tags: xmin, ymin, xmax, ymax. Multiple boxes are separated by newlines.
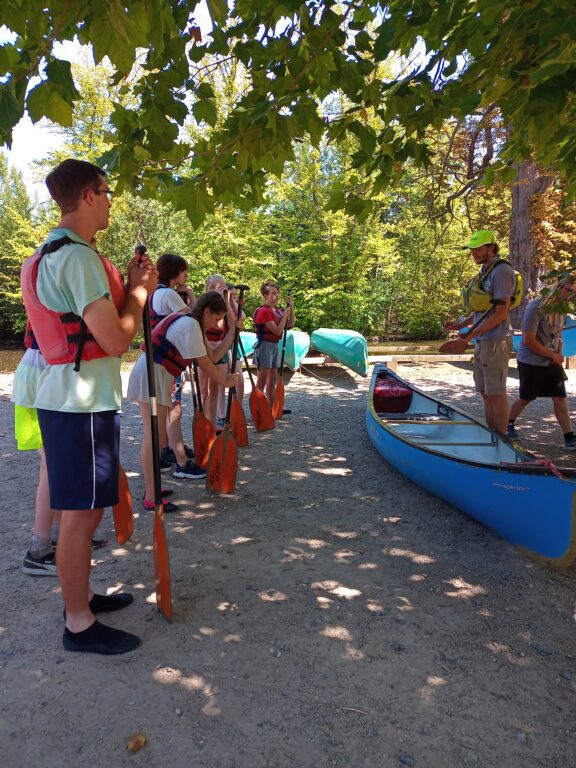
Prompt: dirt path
<box><xmin>1</xmin><ymin>362</ymin><xmax>575</xmax><ymax>767</ymax></box>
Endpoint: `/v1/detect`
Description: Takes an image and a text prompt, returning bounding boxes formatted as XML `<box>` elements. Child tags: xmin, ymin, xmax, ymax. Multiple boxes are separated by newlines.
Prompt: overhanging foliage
<box><xmin>0</xmin><ymin>1</ymin><xmax>574</xmax><ymax>224</ymax></box>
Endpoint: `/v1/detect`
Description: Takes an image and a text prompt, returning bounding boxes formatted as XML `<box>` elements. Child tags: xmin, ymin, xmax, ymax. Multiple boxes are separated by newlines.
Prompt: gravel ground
<box><xmin>1</xmin><ymin>360</ymin><xmax>575</xmax><ymax>768</ymax></box>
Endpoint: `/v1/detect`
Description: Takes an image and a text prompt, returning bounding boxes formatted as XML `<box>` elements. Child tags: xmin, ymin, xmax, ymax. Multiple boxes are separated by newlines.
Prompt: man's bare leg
<box><xmin>58</xmin><ymin>507</ymin><xmax>103</xmax><ymax>632</ymax></box>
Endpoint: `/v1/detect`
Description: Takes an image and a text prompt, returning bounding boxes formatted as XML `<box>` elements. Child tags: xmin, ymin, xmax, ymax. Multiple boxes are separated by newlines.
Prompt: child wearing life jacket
<box><xmin>200</xmin><ymin>274</ymin><xmax>244</xmax><ymax>430</ymax></box>
<box><xmin>253</xmin><ymin>282</ymin><xmax>294</xmax><ymax>407</ymax></box>
<box><xmin>149</xmin><ymin>252</ymin><xmax>196</xmax><ymax>467</ymax></box>
<box><xmin>127</xmin><ymin>291</ymin><xmax>240</xmax><ymax>510</ymax></box>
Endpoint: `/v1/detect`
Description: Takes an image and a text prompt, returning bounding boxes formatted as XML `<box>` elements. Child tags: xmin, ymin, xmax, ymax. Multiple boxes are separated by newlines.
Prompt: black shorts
<box><xmin>517</xmin><ymin>361</ymin><xmax>567</xmax><ymax>401</ymax></box>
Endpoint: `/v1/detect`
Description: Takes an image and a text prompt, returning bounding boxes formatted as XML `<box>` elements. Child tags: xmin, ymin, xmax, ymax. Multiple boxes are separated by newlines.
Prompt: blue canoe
<box><xmin>238</xmin><ymin>330</ymin><xmax>310</xmax><ymax>371</ymax></box>
<box><xmin>366</xmin><ymin>362</ymin><xmax>576</xmax><ymax>568</ymax></box>
<box><xmin>512</xmin><ymin>317</ymin><xmax>576</xmax><ymax>357</ymax></box>
<box><xmin>311</xmin><ymin>328</ymin><xmax>369</xmax><ymax>377</ymax></box>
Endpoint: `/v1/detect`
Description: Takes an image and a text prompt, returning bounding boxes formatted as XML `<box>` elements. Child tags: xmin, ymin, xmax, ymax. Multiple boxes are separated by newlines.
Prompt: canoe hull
<box><xmin>238</xmin><ymin>331</ymin><xmax>310</xmax><ymax>370</ymax></box>
<box><xmin>311</xmin><ymin>328</ymin><xmax>369</xmax><ymax>376</ymax></box>
<box><xmin>279</xmin><ymin>331</ymin><xmax>310</xmax><ymax>371</ymax></box>
<box><xmin>366</xmin><ymin>363</ymin><xmax>576</xmax><ymax>568</ymax></box>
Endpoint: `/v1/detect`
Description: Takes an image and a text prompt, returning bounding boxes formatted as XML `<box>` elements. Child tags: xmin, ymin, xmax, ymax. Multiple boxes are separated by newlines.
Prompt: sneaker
<box><xmin>162</xmin><ymin>446</ymin><xmax>195</xmax><ymax>462</ymax></box>
<box><xmin>23</xmin><ymin>550</ymin><xmax>57</xmax><ymax>577</ymax></box>
<box><xmin>216</xmin><ymin>417</ymin><xmax>226</xmax><ymax>429</ymax></box>
<box><xmin>160</xmin><ymin>456</ymin><xmax>173</xmax><ymax>471</ymax></box>
<box><xmin>564</xmin><ymin>435</ymin><xmax>576</xmax><ymax>450</ymax></box>
<box><xmin>160</xmin><ymin>447</ymin><xmax>177</xmax><ymax>465</ymax></box>
<box><xmin>173</xmin><ymin>460</ymin><xmax>207</xmax><ymax>480</ymax></box>
<box><xmin>507</xmin><ymin>423</ymin><xmax>519</xmax><ymax>440</ymax></box>
<box><xmin>143</xmin><ymin>498</ymin><xmax>178</xmax><ymax>514</ymax></box>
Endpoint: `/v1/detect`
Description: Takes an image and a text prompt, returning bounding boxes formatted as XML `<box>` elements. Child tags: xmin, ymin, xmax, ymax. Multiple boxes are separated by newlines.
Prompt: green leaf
<box><xmin>0</xmin><ymin>45</ymin><xmax>19</xmax><ymax>76</ymax></box>
<box><xmin>0</xmin><ymin>84</ymin><xmax>21</xmax><ymax>144</ymax></box>
<box><xmin>193</xmin><ymin>98</ymin><xmax>218</xmax><ymax>127</ymax></box>
<box><xmin>27</xmin><ymin>81</ymin><xmax>73</xmax><ymax>125</ymax></box>
<box><xmin>206</xmin><ymin>0</ymin><xmax>228</xmax><ymax>26</ymax></box>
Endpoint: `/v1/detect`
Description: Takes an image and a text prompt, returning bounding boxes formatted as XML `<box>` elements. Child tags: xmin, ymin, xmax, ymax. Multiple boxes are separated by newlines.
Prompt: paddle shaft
<box><xmin>142</xmin><ymin>299</ymin><xmax>163</xmax><ymax>507</ymax></box>
<box><xmin>460</xmin><ymin>305</ymin><xmax>497</xmax><ymax>341</ymax></box>
<box><xmin>192</xmin><ymin>360</ymin><xmax>204</xmax><ymax>412</ymax></box>
<box><xmin>238</xmin><ymin>335</ymin><xmax>257</xmax><ymax>387</ymax></box>
<box><xmin>278</xmin><ymin>290</ymin><xmax>291</xmax><ymax>375</ymax></box>
<box><xmin>189</xmin><ymin>367</ymin><xmax>198</xmax><ymax>410</ymax></box>
<box><xmin>224</xmin><ymin>284</ymin><xmax>248</xmax><ymax>421</ymax></box>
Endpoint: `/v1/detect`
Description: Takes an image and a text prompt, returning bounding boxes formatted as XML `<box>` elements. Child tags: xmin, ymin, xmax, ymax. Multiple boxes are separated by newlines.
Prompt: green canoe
<box><xmin>238</xmin><ymin>330</ymin><xmax>310</xmax><ymax>371</ymax></box>
<box><xmin>311</xmin><ymin>328</ymin><xmax>369</xmax><ymax>376</ymax></box>
<box><xmin>238</xmin><ymin>331</ymin><xmax>258</xmax><ymax>359</ymax></box>
<box><xmin>279</xmin><ymin>330</ymin><xmax>310</xmax><ymax>371</ymax></box>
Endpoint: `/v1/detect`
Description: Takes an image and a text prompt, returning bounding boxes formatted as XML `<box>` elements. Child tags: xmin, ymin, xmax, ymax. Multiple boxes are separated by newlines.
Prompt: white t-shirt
<box><xmin>33</xmin><ymin>228</ymin><xmax>122</xmax><ymax>413</ymax></box>
<box><xmin>11</xmin><ymin>349</ymin><xmax>48</xmax><ymax>408</ymax></box>
<box><xmin>151</xmin><ymin>286</ymin><xmax>187</xmax><ymax>317</ymax></box>
<box><xmin>165</xmin><ymin>316</ymin><xmax>207</xmax><ymax>359</ymax></box>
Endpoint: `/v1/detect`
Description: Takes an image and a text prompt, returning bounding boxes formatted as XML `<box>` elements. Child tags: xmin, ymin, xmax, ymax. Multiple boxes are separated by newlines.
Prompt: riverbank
<box><xmin>1</xmin><ymin>361</ymin><xmax>575</xmax><ymax>767</ymax></box>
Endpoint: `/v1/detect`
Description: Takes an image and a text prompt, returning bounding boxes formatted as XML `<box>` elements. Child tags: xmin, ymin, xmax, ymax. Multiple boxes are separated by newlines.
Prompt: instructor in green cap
<box><xmin>443</xmin><ymin>230</ymin><xmax>516</xmax><ymax>436</ymax></box>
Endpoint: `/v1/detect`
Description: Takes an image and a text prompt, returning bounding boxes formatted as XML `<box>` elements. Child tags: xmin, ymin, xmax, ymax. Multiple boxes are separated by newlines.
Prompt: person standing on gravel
<box><xmin>507</xmin><ymin>277</ymin><xmax>576</xmax><ymax>449</ymax></box>
<box><xmin>20</xmin><ymin>159</ymin><xmax>157</xmax><ymax>655</ymax></box>
<box><xmin>443</xmin><ymin>230</ymin><xmax>516</xmax><ymax>436</ymax></box>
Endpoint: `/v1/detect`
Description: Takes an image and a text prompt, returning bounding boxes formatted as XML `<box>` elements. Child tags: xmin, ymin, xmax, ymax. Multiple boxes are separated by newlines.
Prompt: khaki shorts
<box><xmin>473</xmin><ymin>337</ymin><xmax>512</xmax><ymax>395</ymax></box>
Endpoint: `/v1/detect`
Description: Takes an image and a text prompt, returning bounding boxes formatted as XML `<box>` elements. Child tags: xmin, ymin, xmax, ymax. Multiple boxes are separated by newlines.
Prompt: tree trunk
<box><xmin>508</xmin><ymin>161</ymin><xmax>554</xmax><ymax>327</ymax></box>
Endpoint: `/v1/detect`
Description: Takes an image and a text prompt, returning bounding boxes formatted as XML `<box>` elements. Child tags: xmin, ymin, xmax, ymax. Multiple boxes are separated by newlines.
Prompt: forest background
<box><xmin>1</xmin><ymin>29</ymin><xmax>575</xmax><ymax>343</ymax></box>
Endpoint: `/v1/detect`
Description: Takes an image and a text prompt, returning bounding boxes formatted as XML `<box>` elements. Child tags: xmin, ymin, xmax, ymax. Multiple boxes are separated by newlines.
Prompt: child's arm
<box><xmin>196</xmin><ymin>354</ymin><xmax>240</xmax><ymax>387</ymax></box>
<box><xmin>264</xmin><ymin>308</ymin><xmax>290</xmax><ymax>335</ymax></box>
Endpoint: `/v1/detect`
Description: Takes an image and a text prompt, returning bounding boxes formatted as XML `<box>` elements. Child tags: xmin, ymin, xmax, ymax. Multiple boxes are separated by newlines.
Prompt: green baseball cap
<box><xmin>462</xmin><ymin>229</ymin><xmax>496</xmax><ymax>249</ymax></box>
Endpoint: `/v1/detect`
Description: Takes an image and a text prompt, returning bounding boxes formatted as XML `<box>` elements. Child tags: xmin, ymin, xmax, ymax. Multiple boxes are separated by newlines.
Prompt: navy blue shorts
<box><xmin>37</xmin><ymin>410</ymin><xmax>120</xmax><ymax>510</ymax></box>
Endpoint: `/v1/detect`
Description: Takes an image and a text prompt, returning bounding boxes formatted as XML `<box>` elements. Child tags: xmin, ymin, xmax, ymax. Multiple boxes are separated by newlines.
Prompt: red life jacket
<box><xmin>205</xmin><ymin>317</ymin><xmax>228</xmax><ymax>342</ymax></box>
<box><xmin>144</xmin><ymin>312</ymin><xmax>195</xmax><ymax>376</ymax></box>
<box><xmin>21</xmin><ymin>235</ymin><xmax>125</xmax><ymax>371</ymax></box>
<box><xmin>24</xmin><ymin>320</ymin><xmax>39</xmax><ymax>350</ymax></box>
<box><xmin>149</xmin><ymin>284</ymin><xmax>170</xmax><ymax>330</ymax></box>
<box><xmin>253</xmin><ymin>305</ymin><xmax>283</xmax><ymax>343</ymax></box>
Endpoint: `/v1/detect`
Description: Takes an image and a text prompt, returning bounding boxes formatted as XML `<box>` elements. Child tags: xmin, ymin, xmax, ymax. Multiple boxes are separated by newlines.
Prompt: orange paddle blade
<box><xmin>249</xmin><ymin>388</ymin><xmax>275</xmax><ymax>432</ymax></box>
<box><xmin>193</xmin><ymin>411</ymin><xmax>216</xmax><ymax>468</ymax></box>
<box><xmin>230</xmin><ymin>398</ymin><xmax>249</xmax><ymax>447</ymax></box>
<box><xmin>153</xmin><ymin>508</ymin><xmax>173</xmax><ymax>621</ymax></box>
<box><xmin>206</xmin><ymin>424</ymin><xmax>238</xmax><ymax>494</ymax></box>
<box><xmin>113</xmin><ymin>465</ymin><xmax>133</xmax><ymax>545</ymax></box>
<box><xmin>272</xmin><ymin>378</ymin><xmax>285</xmax><ymax>421</ymax></box>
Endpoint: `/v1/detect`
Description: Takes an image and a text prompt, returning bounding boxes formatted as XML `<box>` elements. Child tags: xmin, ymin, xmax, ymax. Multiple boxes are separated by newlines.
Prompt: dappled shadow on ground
<box><xmin>1</xmin><ymin>365</ymin><xmax>576</xmax><ymax>767</ymax></box>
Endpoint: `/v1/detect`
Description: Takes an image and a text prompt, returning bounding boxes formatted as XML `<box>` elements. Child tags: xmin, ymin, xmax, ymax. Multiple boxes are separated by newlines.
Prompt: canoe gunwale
<box><xmin>368</xmin><ymin>362</ymin><xmax>576</xmax><ymax>479</ymax></box>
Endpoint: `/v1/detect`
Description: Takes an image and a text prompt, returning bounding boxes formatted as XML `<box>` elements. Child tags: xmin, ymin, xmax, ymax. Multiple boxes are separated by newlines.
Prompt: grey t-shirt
<box><xmin>517</xmin><ymin>297</ymin><xmax>564</xmax><ymax>366</ymax></box>
<box><xmin>474</xmin><ymin>260</ymin><xmax>516</xmax><ymax>340</ymax></box>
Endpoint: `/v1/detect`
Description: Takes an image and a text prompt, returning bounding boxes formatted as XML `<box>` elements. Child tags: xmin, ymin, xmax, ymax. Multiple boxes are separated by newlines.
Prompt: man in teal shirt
<box><xmin>22</xmin><ymin>159</ymin><xmax>157</xmax><ymax>655</ymax></box>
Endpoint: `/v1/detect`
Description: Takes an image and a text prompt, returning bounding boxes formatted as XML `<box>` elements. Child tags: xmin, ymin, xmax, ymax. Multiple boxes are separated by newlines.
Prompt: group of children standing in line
<box><xmin>14</xmin><ymin>251</ymin><xmax>295</xmax><ymax>564</ymax></box>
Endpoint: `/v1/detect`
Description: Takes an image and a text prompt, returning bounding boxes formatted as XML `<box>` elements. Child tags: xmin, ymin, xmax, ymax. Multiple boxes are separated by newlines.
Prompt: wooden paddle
<box><xmin>238</xmin><ymin>334</ymin><xmax>275</xmax><ymax>432</ymax></box>
<box><xmin>438</xmin><ymin>306</ymin><xmax>495</xmax><ymax>354</ymax></box>
<box><xmin>206</xmin><ymin>285</ymin><xmax>249</xmax><ymax>493</ymax></box>
<box><xmin>138</xmin><ymin>244</ymin><xmax>173</xmax><ymax>622</ymax></box>
<box><xmin>272</xmin><ymin>291</ymin><xmax>290</xmax><ymax>421</ymax></box>
<box><xmin>112</xmin><ymin>464</ymin><xmax>133</xmax><ymax>545</ymax></box>
<box><xmin>191</xmin><ymin>361</ymin><xmax>216</xmax><ymax>468</ymax></box>
<box><xmin>229</xmin><ymin>285</ymin><xmax>249</xmax><ymax>448</ymax></box>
